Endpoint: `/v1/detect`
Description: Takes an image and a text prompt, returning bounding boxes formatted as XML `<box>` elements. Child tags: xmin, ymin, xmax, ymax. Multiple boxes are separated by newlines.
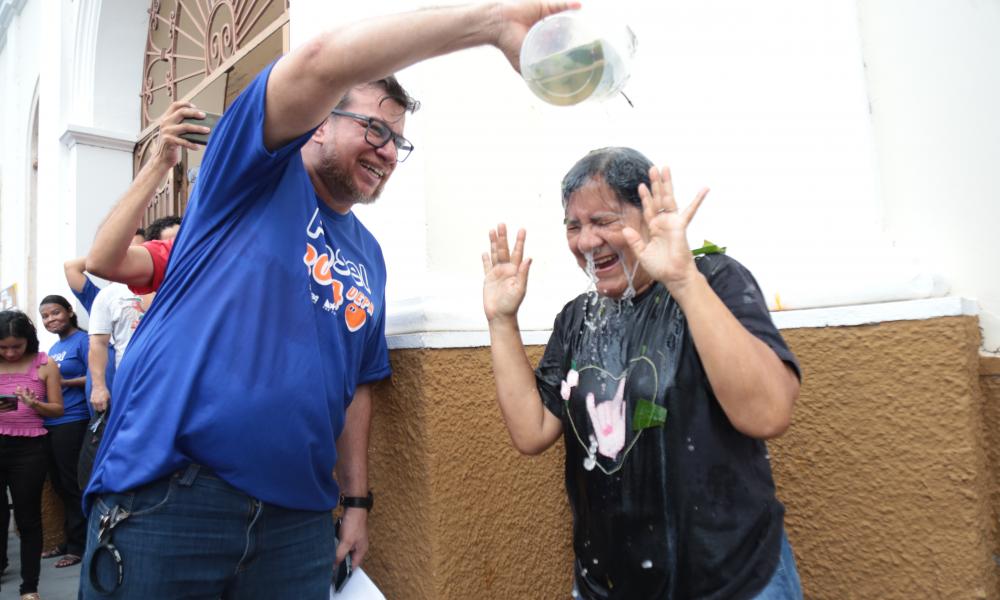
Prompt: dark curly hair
<box><xmin>146</xmin><ymin>216</ymin><xmax>182</xmax><ymax>241</ymax></box>
<box><xmin>0</xmin><ymin>310</ymin><xmax>40</xmax><ymax>355</ymax></box>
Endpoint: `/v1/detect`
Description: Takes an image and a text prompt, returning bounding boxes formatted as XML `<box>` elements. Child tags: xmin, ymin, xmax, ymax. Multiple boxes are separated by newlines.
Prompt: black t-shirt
<box><xmin>535</xmin><ymin>254</ymin><xmax>801</xmax><ymax>600</ymax></box>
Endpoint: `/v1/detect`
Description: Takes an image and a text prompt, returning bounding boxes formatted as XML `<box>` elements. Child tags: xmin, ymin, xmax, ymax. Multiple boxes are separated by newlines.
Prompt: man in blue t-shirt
<box><xmin>80</xmin><ymin>2</ymin><xmax>579</xmax><ymax>597</ymax></box>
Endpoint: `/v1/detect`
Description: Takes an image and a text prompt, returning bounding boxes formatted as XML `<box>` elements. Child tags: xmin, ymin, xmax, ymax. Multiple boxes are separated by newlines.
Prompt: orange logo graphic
<box><xmin>344</xmin><ymin>286</ymin><xmax>375</xmax><ymax>332</ymax></box>
<box><xmin>304</xmin><ymin>242</ymin><xmax>344</xmax><ymax>309</ymax></box>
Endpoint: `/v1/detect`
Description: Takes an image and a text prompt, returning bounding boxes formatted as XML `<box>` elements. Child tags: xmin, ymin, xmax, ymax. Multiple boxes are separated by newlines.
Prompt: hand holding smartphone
<box><xmin>333</xmin><ymin>518</ymin><xmax>353</xmax><ymax>593</ymax></box>
<box><xmin>180</xmin><ymin>112</ymin><xmax>221</xmax><ymax>146</ymax></box>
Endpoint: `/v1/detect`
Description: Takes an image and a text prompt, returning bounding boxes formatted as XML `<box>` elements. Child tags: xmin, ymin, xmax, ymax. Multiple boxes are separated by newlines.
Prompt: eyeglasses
<box><xmin>330</xmin><ymin>109</ymin><xmax>414</xmax><ymax>163</ymax></box>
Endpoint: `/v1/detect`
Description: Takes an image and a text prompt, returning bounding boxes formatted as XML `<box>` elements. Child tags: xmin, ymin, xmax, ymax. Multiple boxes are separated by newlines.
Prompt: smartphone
<box><xmin>332</xmin><ymin>519</ymin><xmax>353</xmax><ymax>593</ymax></box>
<box><xmin>0</xmin><ymin>394</ymin><xmax>19</xmax><ymax>412</ymax></box>
<box><xmin>179</xmin><ymin>112</ymin><xmax>221</xmax><ymax>146</ymax></box>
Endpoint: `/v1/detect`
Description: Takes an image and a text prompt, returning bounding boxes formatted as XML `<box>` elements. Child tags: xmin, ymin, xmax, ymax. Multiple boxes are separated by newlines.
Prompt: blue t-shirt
<box><xmin>72</xmin><ymin>277</ymin><xmax>116</xmax><ymax>411</ymax></box>
<box><xmin>46</xmin><ymin>329</ymin><xmax>91</xmax><ymax>425</ymax></box>
<box><xmin>85</xmin><ymin>62</ymin><xmax>392</xmax><ymax>513</ymax></box>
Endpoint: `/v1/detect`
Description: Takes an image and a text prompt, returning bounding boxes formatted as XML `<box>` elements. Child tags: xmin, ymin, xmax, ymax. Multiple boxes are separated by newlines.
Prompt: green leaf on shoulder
<box><xmin>691</xmin><ymin>240</ymin><xmax>727</xmax><ymax>256</ymax></box>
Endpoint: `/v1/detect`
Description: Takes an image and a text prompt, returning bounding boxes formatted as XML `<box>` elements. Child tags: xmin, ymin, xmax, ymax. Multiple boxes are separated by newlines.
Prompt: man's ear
<box><xmin>310</xmin><ymin>117</ymin><xmax>333</xmax><ymax>142</ymax></box>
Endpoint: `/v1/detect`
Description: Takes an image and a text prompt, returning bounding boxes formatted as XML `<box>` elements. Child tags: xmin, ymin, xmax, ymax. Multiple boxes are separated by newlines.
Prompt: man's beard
<box><xmin>317</xmin><ymin>148</ymin><xmax>385</xmax><ymax>206</ymax></box>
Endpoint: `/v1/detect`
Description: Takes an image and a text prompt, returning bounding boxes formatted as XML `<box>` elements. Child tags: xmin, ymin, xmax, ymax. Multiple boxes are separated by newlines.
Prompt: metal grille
<box><xmin>141</xmin><ymin>0</ymin><xmax>287</xmax><ymax>129</ymax></box>
<box><xmin>135</xmin><ymin>0</ymin><xmax>287</xmax><ymax>225</ymax></box>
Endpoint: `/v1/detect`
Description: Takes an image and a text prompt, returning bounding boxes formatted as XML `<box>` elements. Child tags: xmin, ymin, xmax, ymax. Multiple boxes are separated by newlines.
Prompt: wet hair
<box><xmin>0</xmin><ymin>310</ymin><xmax>40</xmax><ymax>355</ymax></box>
<box><xmin>146</xmin><ymin>216</ymin><xmax>182</xmax><ymax>241</ymax></box>
<box><xmin>561</xmin><ymin>147</ymin><xmax>654</xmax><ymax>210</ymax></box>
<box><xmin>335</xmin><ymin>75</ymin><xmax>421</xmax><ymax>115</ymax></box>
<box><xmin>39</xmin><ymin>294</ymin><xmax>80</xmax><ymax>331</ymax></box>
<box><xmin>135</xmin><ymin>227</ymin><xmax>146</xmax><ymax>240</ymax></box>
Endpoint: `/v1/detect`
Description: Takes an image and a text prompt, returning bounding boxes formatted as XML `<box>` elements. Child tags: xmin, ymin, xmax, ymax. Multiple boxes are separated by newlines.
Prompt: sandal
<box><xmin>54</xmin><ymin>554</ymin><xmax>82</xmax><ymax>568</ymax></box>
<box><xmin>40</xmin><ymin>545</ymin><xmax>66</xmax><ymax>559</ymax></box>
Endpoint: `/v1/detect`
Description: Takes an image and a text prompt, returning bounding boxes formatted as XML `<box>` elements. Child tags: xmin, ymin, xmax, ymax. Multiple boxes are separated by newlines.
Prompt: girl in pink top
<box><xmin>0</xmin><ymin>310</ymin><xmax>63</xmax><ymax>599</ymax></box>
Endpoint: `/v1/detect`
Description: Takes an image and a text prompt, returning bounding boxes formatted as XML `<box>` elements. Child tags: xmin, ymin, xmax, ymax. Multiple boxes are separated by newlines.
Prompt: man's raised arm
<box><xmin>263</xmin><ymin>1</ymin><xmax>579</xmax><ymax>149</ymax></box>
<box><xmin>64</xmin><ymin>257</ymin><xmax>89</xmax><ymax>294</ymax></box>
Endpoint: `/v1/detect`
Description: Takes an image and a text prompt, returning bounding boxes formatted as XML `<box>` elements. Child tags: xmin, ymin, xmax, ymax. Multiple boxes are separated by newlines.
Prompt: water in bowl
<box><xmin>523</xmin><ymin>38</ymin><xmax>626</xmax><ymax>106</ymax></box>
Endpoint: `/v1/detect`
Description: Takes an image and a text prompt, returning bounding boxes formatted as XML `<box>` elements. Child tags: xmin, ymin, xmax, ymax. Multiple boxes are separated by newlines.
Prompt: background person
<box><xmin>0</xmin><ymin>311</ymin><xmax>64</xmax><ymax>599</ymax></box>
<box><xmin>83</xmin><ymin>217</ymin><xmax>174</xmax><ymax>419</ymax></box>
<box><xmin>481</xmin><ymin>147</ymin><xmax>803</xmax><ymax>599</ymax></box>
<box><xmin>37</xmin><ymin>295</ymin><xmax>91</xmax><ymax>568</ymax></box>
<box><xmin>63</xmin><ymin>230</ymin><xmax>145</xmax><ymax>317</ymax></box>
<box><xmin>77</xmin><ymin>220</ymin><xmax>173</xmax><ymax>486</ymax></box>
<box><xmin>85</xmin><ymin>284</ymin><xmax>149</xmax><ymax>416</ymax></box>
<box><xmin>62</xmin><ymin>228</ymin><xmax>147</xmax><ymax>410</ymax></box>
<box><xmin>143</xmin><ymin>217</ymin><xmax>180</xmax><ymax>244</ymax></box>
<box><xmin>62</xmin><ymin>235</ymin><xmax>146</xmax><ymax>494</ymax></box>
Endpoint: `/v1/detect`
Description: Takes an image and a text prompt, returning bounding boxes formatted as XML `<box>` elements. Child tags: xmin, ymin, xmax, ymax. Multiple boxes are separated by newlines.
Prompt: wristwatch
<box><xmin>340</xmin><ymin>491</ymin><xmax>374</xmax><ymax>511</ymax></box>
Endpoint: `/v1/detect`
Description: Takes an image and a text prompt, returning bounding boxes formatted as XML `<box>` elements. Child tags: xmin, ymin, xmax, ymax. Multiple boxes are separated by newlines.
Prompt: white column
<box><xmin>60</xmin><ymin>126</ymin><xmax>137</xmax><ymax>257</ymax></box>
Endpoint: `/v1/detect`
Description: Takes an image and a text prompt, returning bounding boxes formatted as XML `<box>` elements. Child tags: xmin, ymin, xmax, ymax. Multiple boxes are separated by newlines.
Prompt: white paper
<box><xmin>330</xmin><ymin>567</ymin><xmax>386</xmax><ymax>600</ymax></box>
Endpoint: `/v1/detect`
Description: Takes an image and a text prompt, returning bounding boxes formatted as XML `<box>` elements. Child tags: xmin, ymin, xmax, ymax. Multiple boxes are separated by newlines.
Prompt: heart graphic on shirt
<box><xmin>344</xmin><ymin>304</ymin><xmax>366</xmax><ymax>332</ymax></box>
<box><xmin>562</xmin><ymin>355</ymin><xmax>666</xmax><ymax>475</ymax></box>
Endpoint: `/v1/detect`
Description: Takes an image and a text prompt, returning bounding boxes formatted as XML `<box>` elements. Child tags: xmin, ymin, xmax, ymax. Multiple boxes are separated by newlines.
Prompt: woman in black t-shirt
<box><xmin>481</xmin><ymin>147</ymin><xmax>804</xmax><ymax>600</ymax></box>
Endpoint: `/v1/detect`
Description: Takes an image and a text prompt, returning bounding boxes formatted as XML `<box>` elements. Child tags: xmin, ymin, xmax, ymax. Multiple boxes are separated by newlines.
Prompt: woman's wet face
<box><xmin>40</xmin><ymin>303</ymin><xmax>72</xmax><ymax>335</ymax></box>
<box><xmin>0</xmin><ymin>336</ymin><xmax>27</xmax><ymax>363</ymax></box>
<box><xmin>564</xmin><ymin>179</ymin><xmax>653</xmax><ymax>299</ymax></box>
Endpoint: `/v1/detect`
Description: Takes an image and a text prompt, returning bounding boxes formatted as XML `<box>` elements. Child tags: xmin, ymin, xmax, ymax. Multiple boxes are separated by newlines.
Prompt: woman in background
<box><xmin>0</xmin><ymin>310</ymin><xmax>64</xmax><ymax>600</ymax></box>
<box><xmin>39</xmin><ymin>295</ymin><xmax>90</xmax><ymax>568</ymax></box>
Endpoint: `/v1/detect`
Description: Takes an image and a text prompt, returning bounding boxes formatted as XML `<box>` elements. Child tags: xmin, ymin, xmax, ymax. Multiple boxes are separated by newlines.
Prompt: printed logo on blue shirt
<box><xmin>302</xmin><ymin>208</ymin><xmax>376</xmax><ymax>332</ymax></box>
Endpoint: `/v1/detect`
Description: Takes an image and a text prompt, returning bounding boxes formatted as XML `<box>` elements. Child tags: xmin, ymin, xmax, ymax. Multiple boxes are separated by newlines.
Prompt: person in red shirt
<box><xmin>125</xmin><ymin>216</ymin><xmax>178</xmax><ymax>295</ymax></box>
<box><xmin>128</xmin><ymin>237</ymin><xmax>172</xmax><ymax>295</ymax></box>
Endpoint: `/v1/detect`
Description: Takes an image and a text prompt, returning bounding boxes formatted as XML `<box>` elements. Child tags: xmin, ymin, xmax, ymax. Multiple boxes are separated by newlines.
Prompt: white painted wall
<box><xmin>294</xmin><ymin>0</ymin><xmax>908</xmax><ymax>335</ymax></box>
<box><xmin>3</xmin><ymin>0</ymin><xmax>994</xmax><ymax>353</ymax></box>
<box><xmin>858</xmin><ymin>0</ymin><xmax>1000</xmax><ymax>353</ymax></box>
<box><xmin>0</xmin><ymin>0</ymin><xmax>41</xmax><ymax>313</ymax></box>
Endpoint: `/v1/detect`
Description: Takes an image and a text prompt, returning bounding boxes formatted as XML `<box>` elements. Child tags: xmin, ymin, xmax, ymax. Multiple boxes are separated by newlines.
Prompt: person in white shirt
<box><xmin>87</xmin><ymin>284</ymin><xmax>150</xmax><ymax>413</ymax></box>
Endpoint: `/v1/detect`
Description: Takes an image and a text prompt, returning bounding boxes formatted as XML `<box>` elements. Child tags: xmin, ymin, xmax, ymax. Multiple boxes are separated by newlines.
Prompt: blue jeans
<box><xmin>80</xmin><ymin>465</ymin><xmax>335</xmax><ymax>599</ymax></box>
<box><xmin>752</xmin><ymin>531</ymin><xmax>803</xmax><ymax>600</ymax></box>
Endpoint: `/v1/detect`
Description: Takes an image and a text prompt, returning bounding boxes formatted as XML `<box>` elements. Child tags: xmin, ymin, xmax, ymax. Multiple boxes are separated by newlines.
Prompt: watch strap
<box><xmin>340</xmin><ymin>491</ymin><xmax>374</xmax><ymax>511</ymax></box>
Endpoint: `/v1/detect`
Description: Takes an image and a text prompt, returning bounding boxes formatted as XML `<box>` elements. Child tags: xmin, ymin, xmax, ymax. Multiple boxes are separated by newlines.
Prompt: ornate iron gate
<box><xmin>135</xmin><ymin>0</ymin><xmax>288</xmax><ymax>226</ymax></box>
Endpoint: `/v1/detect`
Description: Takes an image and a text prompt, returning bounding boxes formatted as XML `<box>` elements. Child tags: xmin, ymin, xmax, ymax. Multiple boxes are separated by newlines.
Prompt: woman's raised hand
<box><xmin>622</xmin><ymin>166</ymin><xmax>709</xmax><ymax>294</ymax></box>
<box><xmin>482</xmin><ymin>224</ymin><xmax>532</xmax><ymax>324</ymax></box>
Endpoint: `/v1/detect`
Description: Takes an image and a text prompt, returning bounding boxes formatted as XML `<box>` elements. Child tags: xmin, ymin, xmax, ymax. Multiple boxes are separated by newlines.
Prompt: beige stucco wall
<box><xmin>366</xmin><ymin>316</ymin><xmax>999</xmax><ymax>599</ymax></box>
<box><xmin>774</xmin><ymin>317</ymin><xmax>996</xmax><ymax>599</ymax></box>
<box><xmin>981</xmin><ymin>355</ymin><xmax>1000</xmax><ymax>586</ymax></box>
<box><xmin>40</xmin><ymin>482</ymin><xmax>64</xmax><ymax>552</ymax></box>
<box><xmin>368</xmin><ymin>347</ymin><xmax>572</xmax><ymax>598</ymax></box>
